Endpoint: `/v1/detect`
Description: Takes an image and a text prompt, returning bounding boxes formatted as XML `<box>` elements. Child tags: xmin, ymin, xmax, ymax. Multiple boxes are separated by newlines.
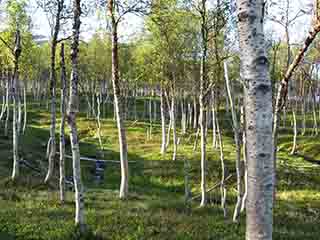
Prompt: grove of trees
<box><xmin>0</xmin><ymin>0</ymin><xmax>320</xmax><ymax>239</ymax></box>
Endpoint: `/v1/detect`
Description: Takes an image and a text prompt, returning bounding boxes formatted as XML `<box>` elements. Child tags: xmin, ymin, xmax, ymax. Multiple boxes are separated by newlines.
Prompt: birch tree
<box><xmin>0</xmin><ymin>0</ymin><xmax>29</xmax><ymax>181</ymax></box>
<box><xmin>237</xmin><ymin>0</ymin><xmax>274</xmax><ymax>239</ymax></box>
<box><xmin>38</xmin><ymin>0</ymin><xmax>67</xmax><ymax>183</ymax></box>
<box><xmin>11</xmin><ymin>30</ymin><xmax>22</xmax><ymax>181</ymax></box>
<box><xmin>273</xmin><ymin>0</ymin><xmax>320</xmax><ymax>196</ymax></box>
<box><xmin>59</xmin><ymin>42</ymin><xmax>66</xmax><ymax>203</ymax></box>
<box><xmin>224</xmin><ymin>62</ymin><xmax>242</xmax><ymax>222</ymax></box>
<box><xmin>67</xmin><ymin>0</ymin><xmax>85</xmax><ymax>230</ymax></box>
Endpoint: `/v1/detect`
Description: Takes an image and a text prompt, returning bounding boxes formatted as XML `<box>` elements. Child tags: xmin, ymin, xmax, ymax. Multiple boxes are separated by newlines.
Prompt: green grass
<box><xmin>0</xmin><ymin>102</ymin><xmax>319</xmax><ymax>239</ymax></box>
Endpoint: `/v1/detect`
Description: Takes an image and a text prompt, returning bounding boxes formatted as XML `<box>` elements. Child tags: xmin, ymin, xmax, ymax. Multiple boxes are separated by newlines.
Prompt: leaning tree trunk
<box><xmin>67</xmin><ymin>0</ymin><xmax>85</xmax><ymax>230</ymax></box>
<box><xmin>216</xmin><ymin>108</ymin><xmax>227</xmax><ymax>217</ymax></box>
<box><xmin>273</xmin><ymin>14</ymin><xmax>320</xmax><ymax>197</ymax></box>
<box><xmin>11</xmin><ymin>31</ymin><xmax>22</xmax><ymax>181</ymax></box>
<box><xmin>109</xmin><ymin>0</ymin><xmax>129</xmax><ymax>199</ymax></box>
<box><xmin>59</xmin><ymin>43</ymin><xmax>67</xmax><ymax>203</ymax></box>
<box><xmin>224</xmin><ymin>62</ymin><xmax>243</xmax><ymax>222</ymax></box>
<box><xmin>237</xmin><ymin>1</ymin><xmax>274</xmax><ymax>239</ymax></box>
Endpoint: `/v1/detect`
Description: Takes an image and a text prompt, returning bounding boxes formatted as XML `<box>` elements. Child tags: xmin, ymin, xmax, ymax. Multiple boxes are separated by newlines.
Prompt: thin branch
<box><xmin>0</xmin><ymin>36</ymin><xmax>14</xmax><ymax>54</ymax></box>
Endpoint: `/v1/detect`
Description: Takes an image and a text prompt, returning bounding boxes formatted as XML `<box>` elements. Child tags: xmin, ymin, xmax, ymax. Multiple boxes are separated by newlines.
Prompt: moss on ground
<box><xmin>0</xmin><ymin>103</ymin><xmax>319</xmax><ymax>239</ymax></box>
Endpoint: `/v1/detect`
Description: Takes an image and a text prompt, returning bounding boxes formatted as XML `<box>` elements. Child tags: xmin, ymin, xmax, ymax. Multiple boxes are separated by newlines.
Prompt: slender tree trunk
<box><xmin>0</xmin><ymin>73</ymin><xmax>6</xmax><ymax>121</ymax></box>
<box><xmin>199</xmin><ymin>0</ymin><xmax>208</xmax><ymax>206</ymax></box>
<box><xmin>166</xmin><ymin>115</ymin><xmax>172</xmax><ymax>148</ymax></box>
<box><xmin>22</xmin><ymin>81</ymin><xmax>27</xmax><ymax>134</ymax></box>
<box><xmin>59</xmin><ymin>43</ymin><xmax>66</xmax><ymax>203</ymax></box>
<box><xmin>96</xmin><ymin>93</ymin><xmax>104</xmax><ymax>156</ymax></box>
<box><xmin>17</xmin><ymin>85</ymin><xmax>22</xmax><ymax>134</ymax></box>
<box><xmin>148</xmin><ymin>94</ymin><xmax>153</xmax><ymax>139</ymax></box>
<box><xmin>108</xmin><ymin>0</ymin><xmax>129</xmax><ymax>199</ymax></box>
<box><xmin>171</xmin><ymin>95</ymin><xmax>177</xmax><ymax>161</ymax></box>
<box><xmin>67</xmin><ymin>0</ymin><xmax>85</xmax><ymax>230</ymax></box>
<box><xmin>311</xmin><ymin>85</ymin><xmax>318</xmax><ymax>135</ymax></box>
<box><xmin>160</xmin><ymin>86</ymin><xmax>167</xmax><ymax>154</ymax></box>
<box><xmin>216</xmin><ymin>109</ymin><xmax>227</xmax><ymax>217</ymax></box>
<box><xmin>301</xmin><ymin>92</ymin><xmax>306</xmax><ymax>135</ymax></box>
<box><xmin>240</xmin><ymin>105</ymin><xmax>248</xmax><ymax>213</ymax></box>
<box><xmin>212</xmin><ymin>91</ymin><xmax>217</xmax><ymax>149</ymax></box>
<box><xmin>290</xmin><ymin>99</ymin><xmax>298</xmax><ymax>155</ymax></box>
<box><xmin>188</xmin><ymin>102</ymin><xmax>192</xmax><ymax>129</ymax></box>
<box><xmin>224</xmin><ymin>62</ymin><xmax>243</xmax><ymax>222</ymax></box>
<box><xmin>45</xmin><ymin>0</ymin><xmax>64</xmax><ymax>183</ymax></box>
<box><xmin>11</xmin><ymin>31</ymin><xmax>22</xmax><ymax>181</ymax></box>
<box><xmin>181</xmin><ymin>92</ymin><xmax>187</xmax><ymax>135</ymax></box>
<box><xmin>193</xmin><ymin>97</ymin><xmax>197</xmax><ymax>129</ymax></box>
<box><xmin>237</xmin><ymin>1</ymin><xmax>274</xmax><ymax>239</ymax></box>
<box><xmin>4</xmin><ymin>72</ymin><xmax>11</xmax><ymax>137</ymax></box>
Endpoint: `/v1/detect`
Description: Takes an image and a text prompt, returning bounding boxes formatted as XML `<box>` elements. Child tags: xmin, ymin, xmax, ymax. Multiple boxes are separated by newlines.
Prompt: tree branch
<box><xmin>0</xmin><ymin>36</ymin><xmax>14</xmax><ymax>54</ymax></box>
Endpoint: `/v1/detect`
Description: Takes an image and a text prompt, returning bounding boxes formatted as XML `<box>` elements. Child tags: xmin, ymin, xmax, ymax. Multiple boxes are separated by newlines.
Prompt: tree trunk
<box><xmin>4</xmin><ymin>72</ymin><xmax>11</xmax><ymax>137</ymax></box>
<box><xmin>193</xmin><ymin>97</ymin><xmax>197</xmax><ymax>129</ymax></box>
<box><xmin>311</xmin><ymin>85</ymin><xmax>318</xmax><ymax>135</ymax></box>
<box><xmin>216</xmin><ymin>108</ymin><xmax>227</xmax><ymax>217</ymax></box>
<box><xmin>212</xmin><ymin>91</ymin><xmax>217</xmax><ymax>149</ymax></box>
<box><xmin>17</xmin><ymin>85</ymin><xmax>22</xmax><ymax>134</ymax></box>
<box><xmin>109</xmin><ymin>0</ymin><xmax>129</xmax><ymax>199</ymax></box>
<box><xmin>96</xmin><ymin>93</ymin><xmax>104</xmax><ymax>156</ymax></box>
<box><xmin>199</xmin><ymin>0</ymin><xmax>208</xmax><ymax>206</ymax></box>
<box><xmin>59</xmin><ymin>43</ymin><xmax>66</xmax><ymax>203</ymax></box>
<box><xmin>237</xmin><ymin>1</ymin><xmax>274</xmax><ymax>239</ymax></box>
<box><xmin>224</xmin><ymin>62</ymin><xmax>243</xmax><ymax>222</ymax></box>
<box><xmin>148</xmin><ymin>95</ymin><xmax>153</xmax><ymax>139</ymax></box>
<box><xmin>22</xmin><ymin>81</ymin><xmax>27</xmax><ymax>134</ymax></box>
<box><xmin>240</xmin><ymin>105</ymin><xmax>248</xmax><ymax>213</ymax></box>
<box><xmin>45</xmin><ymin>0</ymin><xmax>63</xmax><ymax>183</ymax></box>
<box><xmin>290</xmin><ymin>98</ymin><xmax>298</xmax><ymax>155</ymax></box>
<box><xmin>160</xmin><ymin>86</ymin><xmax>167</xmax><ymax>154</ymax></box>
<box><xmin>0</xmin><ymin>72</ymin><xmax>6</xmax><ymax>121</ymax></box>
<box><xmin>67</xmin><ymin>0</ymin><xmax>85</xmax><ymax>230</ymax></box>
<box><xmin>11</xmin><ymin>30</ymin><xmax>22</xmax><ymax>181</ymax></box>
<box><xmin>188</xmin><ymin>102</ymin><xmax>192</xmax><ymax>129</ymax></box>
<box><xmin>171</xmin><ymin>95</ymin><xmax>177</xmax><ymax>161</ymax></box>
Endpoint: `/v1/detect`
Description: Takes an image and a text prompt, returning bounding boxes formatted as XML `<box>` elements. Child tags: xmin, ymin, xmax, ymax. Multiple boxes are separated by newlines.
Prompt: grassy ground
<box><xmin>0</xmin><ymin>102</ymin><xmax>319</xmax><ymax>239</ymax></box>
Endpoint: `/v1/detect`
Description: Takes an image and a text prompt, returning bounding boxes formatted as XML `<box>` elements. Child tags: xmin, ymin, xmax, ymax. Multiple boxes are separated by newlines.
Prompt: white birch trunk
<box><xmin>59</xmin><ymin>43</ymin><xmax>66</xmax><ymax>203</ymax></box>
<box><xmin>109</xmin><ymin>0</ymin><xmax>129</xmax><ymax>199</ymax></box>
<box><xmin>171</xmin><ymin>96</ymin><xmax>177</xmax><ymax>161</ymax></box>
<box><xmin>68</xmin><ymin>0</ymin><xmax>85</xmax><ymax>230</ymax></box>
<box><xmin>224</xmin><ymin>62</ymin><xmax>243</xmax><ymax>222</ymax></box>
<box><xmin>237</xmin><ymin>1</ymin><xmax>274</xmax><ymax>239</ymax></box>
<box><xmin>160</xmin><ymin>87</ymin><xmax>167</xmax><ymax>154</ymax></box>
<box><xmin>11</xmin><ymin>30</ymin><xmax>22</xmax><ymax>181</ymax></box>
<box><xmin>22</xmin><ymin>81</ymin><xmax>27</xmax><ymax>134</ymax></box>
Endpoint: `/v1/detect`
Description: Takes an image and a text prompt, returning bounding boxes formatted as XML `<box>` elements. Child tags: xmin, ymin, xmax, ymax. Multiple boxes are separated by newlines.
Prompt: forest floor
<box><xmin>0</xmin><ymin>101</ymin><xmax>319</xmax><ymax>239</ymax></box>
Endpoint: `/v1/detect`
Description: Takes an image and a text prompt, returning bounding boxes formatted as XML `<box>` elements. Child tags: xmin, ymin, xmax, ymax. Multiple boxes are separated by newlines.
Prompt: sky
<box><xmin>3</xmin><ymin>0</ymin><xmax>315</xmax><ymax>44</ymax></box>
<box><xmin>30</xmin><ymin>0</ymin><xmax>144</xmax><ymax>42</ymax></box>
